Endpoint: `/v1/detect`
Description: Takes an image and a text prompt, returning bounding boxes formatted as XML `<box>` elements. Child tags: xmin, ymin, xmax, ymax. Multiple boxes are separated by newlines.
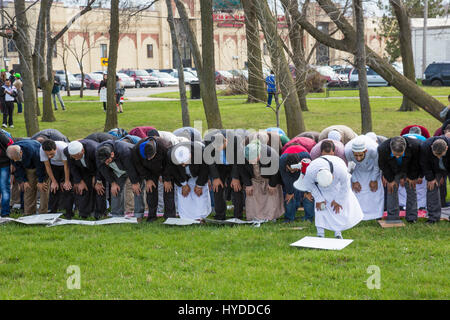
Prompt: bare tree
<box><xmin>57</xmin><ymin>37</ymin><xmax>71</xmax><ymax>97</ymax></box>
<box><xmin>255</xmin><ymin>0</ymin><xmax>306</xmax><ymax>136</ymax></box>
<box><xmin>242</xmin><ymin>0</ymin><xmax>266</xmax><ymax>103</ymax></box>
<box><xmin>165</xmin><ymin>0</ymin><xmax>190</xmax><ymax>126</ymax></box>
<box><xmin>174</xmin><ymin>0</ymin><xmax>223</xmax><ymax>129</ymax></box>
<box><xmin>354</xmin><ymin>0</ymin><xmax>372</xmax><ymax>133</ymax></box>
<box><xmin>294</xmin><ymin>0</ymin><xmax>445</xmax><ymax>120</ymax></box>
<box><xmin>104</xmin><ymin>0</ymin><xmax>119</xmax><ymax>131</ymax></box>
<box><xmin>12</xmin><ymin>0</ymin><xmax>40</xmax><ymax>135</ymax></box>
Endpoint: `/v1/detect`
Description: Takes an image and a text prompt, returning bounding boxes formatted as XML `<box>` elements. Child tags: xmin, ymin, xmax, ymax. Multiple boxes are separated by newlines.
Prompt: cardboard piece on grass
<box><xmin>0</xmin><ymin>217</ymin><xmax>11</xmax><ymax>225</ymax></box>
<box><xmin>5</xmin><ymin>213</ymin><xmax>62</xmax><ymax>225</ymax></box>
<box><xmin>204</xmin><ymin>218</ymin><xmax>267</xmax><ymax>226</ymax></box>
<box><xmin>163</xmin><ymin>218</ymin><xmax>201</xmax><ymax>226</ymax></box>
<box><xmin>48</xmin><ymin>217</ymin><xmax>138</xmax><ymax>227</ymax></box>
<box><xmin>290</xmin><ymin>236</ymin><xmax>354</xmax><ymax>251</ymax></box>
<box><xmin>378</xmin><ymin>220</ymin><xmax>405</xmax><ymax>228</ymax></box>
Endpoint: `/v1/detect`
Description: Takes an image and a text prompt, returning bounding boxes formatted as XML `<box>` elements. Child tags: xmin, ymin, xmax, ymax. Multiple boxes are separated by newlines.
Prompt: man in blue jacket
<box><xmin>265</xmin><ymin>70</ymin><xmax>277</xmax><ymax>108</ymax></box>
<box><xmin>7</xmin><ymin>139</ymin><xmax>50</xmax><ymax>215</ymax></box>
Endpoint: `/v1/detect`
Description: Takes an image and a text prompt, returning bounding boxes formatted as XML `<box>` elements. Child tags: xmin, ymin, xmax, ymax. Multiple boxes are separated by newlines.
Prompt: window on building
<box><xmin>100</xmin><ymin>44</ymin><xmax>108</xmax><ymax>58</ymax></box>
<box><xmin>147</xmin><ymin>44</ymin><xmax>153</xmax><ymax>58</ymax></box>
<box><xmin>7</xmin><ymin>40</ymin><xmax>17</xmax><ymax>52</ymax></box>
<box><xmin>263</xmin><ymin>43</ymin><xmax>268</xmax><ymax>56</ymax></box>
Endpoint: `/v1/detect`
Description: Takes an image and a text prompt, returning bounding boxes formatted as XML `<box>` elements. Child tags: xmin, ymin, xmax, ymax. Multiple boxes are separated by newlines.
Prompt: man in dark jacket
<box><xmin>96</xmin><ymin>140</ymin><xmax>144</xmax><ymax>218</ymax></box>
<box><xmin>131</xmin><ymin>136</ymin><xmax>174</xmax><ymax>222</ymax></box>
<box><xmin>52</xmin><ymin>71</ymin><xmax>65</xmax><ymax>111</ymax></box>
<box><xmin>203</xmin><ymin>129</ymin><xmax>246</xmax><ymax>220</ymax></box>
<box><xmin>0</xmin><ymin>130</ymin><xmax>13</xmax><ymax>216</ymax></box>
<box><xmin>64</xmin><ymin>140</ymin><xmax>106</xmax><ymax>219</ymax></box>
<box><xmin>419</xmin><ymin>137</ymin><xmax>450</xmax><ymax>223</ymax></box>
<box><xmin>378</xmin><ymin>136</ymin><xmax>422</xmax><ymax>222</ymax></box>
<box><xmin>6</xmin><ymin>139</ymin><xmax>49</xmax><ymax>215</ymax></box>
<box><xmin>31</xmin><ymin>129</ymin><xmax>69</xmax><ymax>143</ymax></box>
<box><xmin>84</xmin><ymin>132</ymin><xmax>117</xmax><ymax>143</ymax></box>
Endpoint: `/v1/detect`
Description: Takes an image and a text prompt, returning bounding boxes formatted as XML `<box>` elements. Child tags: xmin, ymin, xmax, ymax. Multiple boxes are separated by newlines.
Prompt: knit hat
<box><xmin>317</xmin><ymin>169</ymin><xmax>333</xmax><ymax>187</ymax></box>
<box><xmin>244</xmin><ymin>140</ymin><xmax>262</xmax><ymax>162</ymax></box>
<box><xmin>327</xmin><ymin>130</ymin><xmax>341</xmax><ymax>142</ymax></box>
<box><xmin>351</xmin><ymin>136</ymin><xmax>367</xmax><ymax>153</ymax></box>
<box><xmin>68</xmin><ymin>141</ymin><xmax>83</xmax><ymax>155</ymax></box>
<box><xmin>14</xmin><ymin>73</ymin><xmax>21</xmax><ymax>79</ymax></box>
<box><xmin>140</xmin><ymin>139</ymin><xmax>157</xmax><ymax>160</ymax></box>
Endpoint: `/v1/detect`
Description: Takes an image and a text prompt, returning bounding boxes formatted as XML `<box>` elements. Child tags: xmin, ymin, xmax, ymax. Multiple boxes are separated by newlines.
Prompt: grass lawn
<box><xmin>1</xmin><ymin>94</ymin><xmax>449</xmax><ymax>300</ymax></box>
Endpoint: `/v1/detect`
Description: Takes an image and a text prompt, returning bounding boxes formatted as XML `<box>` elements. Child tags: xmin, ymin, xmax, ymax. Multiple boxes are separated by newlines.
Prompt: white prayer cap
<box><xmin>174</xmin><ymin>145</ymin><xmax>191</xmax><ymax>164</ymax></box>
<box><xmin>365</xmin><ymin>132</ymin><xmax>377</xmax><ymax>142</ymax></box>
<box><xmin>327</xmin><ymin>130</ymin><xmax>341</xmax><ymax>142</ymax></box>
<box><xmin>68</xmin><ymin>141</ymin><xmax>83</xmax><ymax>155</ymax></box>
<box><xmin>316</xmin><ymin>169</ymin><xmax>333</xmax><ymax>187</ymax></box>
<box><xmin>351</xmin><ymin>136</ymin><xmax>367</xmax><ymax>153</ymax></box>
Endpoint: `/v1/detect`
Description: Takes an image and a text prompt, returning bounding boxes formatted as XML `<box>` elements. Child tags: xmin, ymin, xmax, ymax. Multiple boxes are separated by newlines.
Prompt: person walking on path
<box><xmin>52</xmin><ymin>71</ymin><xmax>66</xmax><ymax>111</ymax></box>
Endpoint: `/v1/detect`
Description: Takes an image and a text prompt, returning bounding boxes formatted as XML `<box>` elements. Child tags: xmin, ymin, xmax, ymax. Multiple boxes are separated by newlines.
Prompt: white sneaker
<box><xmin>9</xmin><ymin>125</ymin><xmax>14</xmax><ymax>128</ymax></box>
<box><xmin>2</xmin><ymin>124</ymin><xmax>6</xmax><ymax>128</ymax></box>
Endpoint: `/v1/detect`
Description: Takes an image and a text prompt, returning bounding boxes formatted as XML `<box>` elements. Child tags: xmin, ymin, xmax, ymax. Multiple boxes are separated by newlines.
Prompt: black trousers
<box><xmin>49</xmin><ymin>165</ymin><xmax>74</xmax><ymax>217</ymax></box>
<box><xmin>146</xmin><ymin>180</ymin><xmax>175</xmax><ymax>219</ymax></box>
<box><xmin>74</xmin><ymin>174</ymin><xmax>106</xmax><ymax>219</ymax></box>
<box><xmin>2</xmin><ymin>101</ymin><xmax>13</xmax><ymax>126</ymax></box>
<box><xmin>213</xmin><ymin>171</ymin><xmax>244</xmax><ymax>220</ymax></box>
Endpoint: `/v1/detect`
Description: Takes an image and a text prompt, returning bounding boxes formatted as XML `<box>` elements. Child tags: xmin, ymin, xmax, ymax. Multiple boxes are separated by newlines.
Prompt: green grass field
<box><xmin>0</xmin><ymin>91</ymin><xmax>449</xmax><ymax>300</ymax></box>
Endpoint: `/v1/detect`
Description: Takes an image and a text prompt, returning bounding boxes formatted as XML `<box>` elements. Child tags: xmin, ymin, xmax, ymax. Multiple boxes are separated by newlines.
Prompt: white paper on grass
<box><xmin>163</xmin><ymin>218</ymin><xmax>201</xmax><ymax>226</ymax></box>
<box><xmin>204</xmin><ymin>218</ymin><xmax>268</xmax><ymax>227</ymax></box>
<box><xmin>48</xmin><ymin>217</ymin><xmax>138</xmax><ymax>227</ymax></box>
<box><xmin>290</xmin><ymin>236</ymin><xmax>354</xmax><ymax>251</ymax></box>
<box><xmin>5</xmin><ymin>213</ymin><xmax>63</xmax><ymax>225</ymax></box>
<box><xmin>0</xmin><ymin>218</ymin><xmax>11</xmax><ymax>225</ymax></box>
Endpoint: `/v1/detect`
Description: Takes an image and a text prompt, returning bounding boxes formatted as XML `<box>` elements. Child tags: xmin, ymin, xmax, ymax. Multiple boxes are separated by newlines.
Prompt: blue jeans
<box><xmin>284</xmin><ymin>190</ymin><xmax>315</xmax><ymax>222</ymax></box>
<box><xmin>267</xmin><ymin>91</ymin><xmax>275</xmax><ymax>106</ymax></box>
<box><xmin>17</xmin><ymin>103</ymin><xmax>22</xmax><ymax>113</ymax></box>
<box><xmin>0</xmin><ymin>166</ymin><xmax>11</xmax><ymax>216</ymax></box>
<box><xmin>301</xmin><ymin>193</ymin><xmax>315</xmax><ymax>222</ymax></box>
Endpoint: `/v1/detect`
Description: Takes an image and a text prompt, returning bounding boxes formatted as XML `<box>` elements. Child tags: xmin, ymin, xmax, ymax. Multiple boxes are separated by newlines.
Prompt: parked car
<box><xmin>334</xmin><ymin>66</ymin><xmax>352</xmax><ymax>85</ymax></box>
<box><xmin>229</xmin><ymin>69</ymin><xmax>248</xmax><ymax>80</ymax></box>
<box><xmin>59</xmin><ymin>72</ymin><xmax>86</xmax><ymax>90</ymax></box>
<box><xmin>348</xmin><ymin>67</ymin><xmax>389</xmax><ymax>87</ymax></box>
<box><xmin>422</xmin><ymin>62</ymin><xmax>450</xmax><ymax>86</ymax></box>
<box><xmin>150</xmin><ymin>71</ymin><xmax>179</xmax><ymax>86</ymax></box>
<box><xmin>312</xmin><ymin>65</ymin><xmax>341</xmax><ymax>87</ymax></box>
<box><xmin>184</xmin><ymin>68</ymin><xmax>197</xmax><ymax>77</ymax></box>
<box><xmin>170</xmin><ymin>70</ymin><xmax>199</xmax><ymax>84</ymax></box>
<box><xmin>119</xmin><ymin>69</ymin><xmax>159</xmax><ymax>88</ymax></box>
<box><xmin>215</xmin><ymin>70</ymin><xmax>234</xmax><ymax>84</ymax></box>
<box><xmin>159</xmin><ymin>68</ymin><xmax>177</xmax><ymax>74</ymax></box>
<box><xmin>117</xmin><ymin>73</ymin><xmax>136</xmax><ymax>88</ymax></box>
<box><xmin>83</xmin><ymin>73</ymin><xmax>104</xmax><ymax>90</ymax></box>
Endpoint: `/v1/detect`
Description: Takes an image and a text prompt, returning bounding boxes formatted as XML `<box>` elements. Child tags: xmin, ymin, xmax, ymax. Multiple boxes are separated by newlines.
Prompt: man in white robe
<box><xmin>302</xmin><ymin>155</ymin><xmax>363</xmax><ymax>238</ymax></box>
<box><xmin>168</xmin><ymin>143</ymin><xmax>211</xmax><ymax>220</ymax></box>
<box><xmin>345</xmin><ymin>135</ymin><xmax>384</xmax><ymax>220</ymax></box>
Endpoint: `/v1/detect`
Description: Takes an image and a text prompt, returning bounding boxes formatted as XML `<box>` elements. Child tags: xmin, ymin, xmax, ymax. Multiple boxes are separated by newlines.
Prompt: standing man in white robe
<box><xmin>168</xmin><ymin>142</ymin><xmax>211</xmax><ymax>220</ymax></box>
<box><xmin>345</xmin><ymin>136</ymin><xmax>384</xmax><ymax>220</ymax></box>
<box><xmin>302</xmin><ymin>155</ymin><xmax>363</xmax><ymax>238</ymax></box>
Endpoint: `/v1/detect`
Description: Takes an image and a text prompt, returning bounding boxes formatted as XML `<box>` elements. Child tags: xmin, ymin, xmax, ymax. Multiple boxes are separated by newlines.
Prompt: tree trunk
<box><xmin>63</xmin><ymin>61</ymin><xmax>71</xmax><ymax>97</ymax></box>
<box><xmin>104</xmin><ymin>0</ymin><xmax>119</xmax><ymax>131</ymax></box>
<box><xmin>281</xmin><ymin>0</ymin><xmax>308</xmax><ymax>111</ymax></box>
<box><xmin>14</xmin><ymin>0</ymin><xmax>40</xmax><ymax>136</ymax></box>
<box><xmin>255</xmin><ymin>0</ymin><xmax>305</xmax><ymax>137</ymax></box>
<box><xmin>41</xmin><ymin>0</ymin><xmax>56</xmax><ymax>122</ymax></box>
<box><xmin>242</xmin><ymin>0</ymin><xmax>266</xmax><ymax>103</ymax></box>
<box><xmin>199</xmin><ymin>0</ymin><xmax>222</xmax><ymax>129</ymax></box>
<box><xmin>166</xmin><ymin>0</ymin><xmax>190</xmax><ymax>127</ymax></box>
<box><xmin>354</xmin><ymin>0</ymin><xmax>372</xmax><ymax>133</ymax></box>
<box><xmin>294</xmin><ymin>0</ymin><xmax>445</xmax><ymax>120</ymax></box>
<box><xmin>174</xmin><ymin>0</ymin><xmax>222</xmax><ymax>129</ymax></box>
<box><xmin>390</xmin><ymin>0</ymin><xmax>418</xmax><ymax>111</ymax></box>
<box><xmin>80</xmin><ymin>68</ymin><xmax>85</xmax><ymax>98</ymax></box>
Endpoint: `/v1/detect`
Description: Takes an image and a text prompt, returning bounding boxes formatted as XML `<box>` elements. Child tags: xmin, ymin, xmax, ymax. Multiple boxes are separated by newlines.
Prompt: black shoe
<box><xmin>426</xmin><ymin>219</ymin><xmax>437</xmax><ymax>224</ymax></box>
<box><xmin>406</xmin><ymin>219</ymin><xmax>417</xmax><ymax>224</ymax></box>
<box><xmin>213</xmin><ymin>215</ymin><xmax>226</xmax><ymax>221</ymax></box>
<box><xmin>146</xmin><ymin>216</ymin><xmax>158</xmax><ymax>223</ymax></box>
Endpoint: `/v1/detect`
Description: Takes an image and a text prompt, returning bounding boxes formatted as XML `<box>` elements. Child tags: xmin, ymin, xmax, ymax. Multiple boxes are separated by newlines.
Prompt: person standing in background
<box><xmin>13</xmin><ymin>73</ymin><xmax>23</xmax><ymax>114</ymax></box>
<box><xmin>52</xmin><ymin>71</ymin><xmax>66</xmax><ymax>111</ymax></box>
<box><xmin>265</xmin><ymin>70</ymin><xmax>277</xmax><ymax>108</ymax></box>
<box><xmin>2</xmin><ymin>79</ymin><xmax>17</xmax><ymax>128</ymax></box>
<box><xmin>98</xmin><ymin>72</ymin><xmax>107</xmax><ymax>112</ymax></box>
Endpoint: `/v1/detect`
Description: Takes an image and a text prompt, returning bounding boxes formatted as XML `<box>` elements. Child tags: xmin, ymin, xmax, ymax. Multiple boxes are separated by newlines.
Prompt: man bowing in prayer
<box><xmin>167</xmin><ymin>142</ymin><xmax>211</xmax><ymax>220</ymax></box>
<box><xmin>345</xmin><ymin>135</ymin><xmax>384</xmax><ymax>220</ymax></box>
<box><xmin>301</xmin><ymin>155</ymin><xmax>364</xmax><ymax>239</ymax></box>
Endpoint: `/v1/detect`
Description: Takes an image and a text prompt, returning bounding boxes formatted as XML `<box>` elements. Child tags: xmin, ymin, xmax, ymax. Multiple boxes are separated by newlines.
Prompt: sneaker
<box><xmin>335</xmin><ymin>235</ymin><xmax>343</xmax><ymax>239</ymax></box>
<box><xmin>2</xmin><ymin>124</ymin><xmax>6</xmax><ymax>128</ymax></box>
<box><xmin>9</xmin><ymin>125</ymin><xmax>13</xmax><ymax>128</ymax></box>
<box><xmin>406</xmin><ymin>219</ymin><xmax>417</xmax><ymax>224</ymax></box>
<box><xmin>425</xmin><ymin>219</ymin><xmax>437</xmax><ymax>224</ymax></box>
<box><xmin>125</xmin><ymin>212</ymin><xmax>134</xmax><ymax>218</ymax></box>
<box><xmin>146</xmin><ymin>216</ymin><xmax>158</xmax><ymax>223</ymax></box>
